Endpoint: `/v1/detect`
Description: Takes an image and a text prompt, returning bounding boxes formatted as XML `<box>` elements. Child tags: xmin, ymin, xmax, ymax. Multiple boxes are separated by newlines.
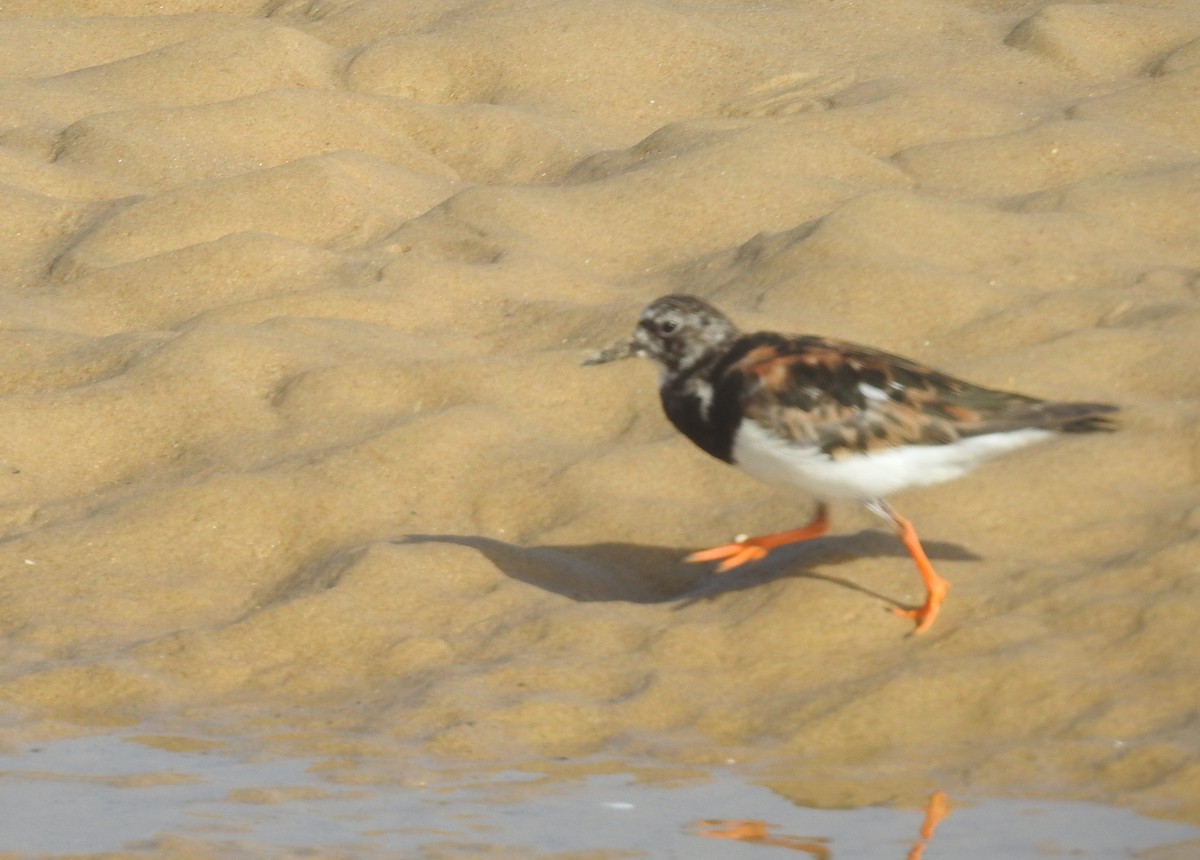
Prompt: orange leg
<box><xmin>919</xmin><ymin>791</ymin><xmax>950</xmax><ymax>841</ymax></box>
<box><xmin>907</xmin><ymin>791</ymin><xmax>951</xmax><ymax>860</ymax></box>
<box><xmin>867</xmin><ymin>500</ymin><xmax>951</xmax><ymax>634</ymax></box>
<box><xmin>686</xmin><ymin>503</ymin><xmax>829</xmax><ymax>573</ymax></box>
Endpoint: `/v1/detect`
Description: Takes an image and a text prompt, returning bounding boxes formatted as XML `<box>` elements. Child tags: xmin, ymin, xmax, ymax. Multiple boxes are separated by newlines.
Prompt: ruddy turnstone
<box><xmin>584</xmin><ymin>294</ymin><xmax>1117</xmax><ymax>633</ymax></box>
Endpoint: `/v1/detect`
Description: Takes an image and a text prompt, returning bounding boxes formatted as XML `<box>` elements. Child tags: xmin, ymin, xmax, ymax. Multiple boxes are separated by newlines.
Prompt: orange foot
<box><xmin>685</xmin><ymin>504</ymin><xmax>829</xmax><ymax>573</ymax></box>
<box><xmin>892</xmin><ymin>575</ymin><xmax>950</xmax><ymax>635</ymax></box>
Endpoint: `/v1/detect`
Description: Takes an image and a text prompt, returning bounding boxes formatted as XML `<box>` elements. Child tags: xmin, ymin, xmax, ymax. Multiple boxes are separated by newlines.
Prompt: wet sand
<box><xmin>1</xmin><ymin>0</ymin><xmax>1199</xmax><ymax>835</ymax></box>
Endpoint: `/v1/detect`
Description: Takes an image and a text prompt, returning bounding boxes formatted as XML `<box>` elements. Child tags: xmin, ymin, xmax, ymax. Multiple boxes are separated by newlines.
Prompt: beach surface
<box><xmin>1</xmin><ymin>0</ymin><xmax>1199</xmax><ymax>836</ymax></box>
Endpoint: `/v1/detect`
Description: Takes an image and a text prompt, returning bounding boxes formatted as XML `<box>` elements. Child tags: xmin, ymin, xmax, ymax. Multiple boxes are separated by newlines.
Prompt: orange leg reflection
<box><xmin>693</xmin><ymin>791</ymin><xmax>950</xmax><ymax>860</ymax></box>
<box><xmin>694</xmin><ymin>820</ymin><xmax>830</xmax><ymax>858</ymax></box>
<box><xmin>907</xmin><ymin>791</ymin><xmax>950</xmax><ymax>860</ymax></box>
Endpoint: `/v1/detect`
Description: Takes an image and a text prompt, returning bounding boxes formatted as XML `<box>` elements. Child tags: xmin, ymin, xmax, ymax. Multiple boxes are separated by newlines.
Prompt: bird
<box><xmin>583</xmin><ymin>294</ymin><xmax>1118</xmax><ymax>633</ymax></box>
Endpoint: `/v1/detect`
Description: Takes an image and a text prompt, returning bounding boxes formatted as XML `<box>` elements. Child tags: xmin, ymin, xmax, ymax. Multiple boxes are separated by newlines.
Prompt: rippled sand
<box><xmin>1</xmin><ymin>0</ymin><xmax>1198</xmax><ymax>828</ymax></box>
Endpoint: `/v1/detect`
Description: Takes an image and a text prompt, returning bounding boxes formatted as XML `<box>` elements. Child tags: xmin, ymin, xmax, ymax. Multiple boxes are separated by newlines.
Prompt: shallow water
<box><xmin>1</xmin><ymin>733</ymin><xmax>1196</xmax><ymax>858</ymax></box>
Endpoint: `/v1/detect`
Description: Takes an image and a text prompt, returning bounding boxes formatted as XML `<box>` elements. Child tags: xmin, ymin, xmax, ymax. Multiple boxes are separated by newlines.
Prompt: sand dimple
<box><xmin>53</xmin><ymin>90</ymin><xmax>464</xmax><ymax>190</ymax></box>
<box><xmin>1007</xmin><ymin>3</ymin><xmax>1200</xmax><ymax>77</ymax></box>
<box><xmin>893</xmin><ymin>118</ymin><xmax>1199</xmax><ymax>196</ymax></box>
<box><xmin>59</xmin><ymin>152</ymin><xmax>452</xmax><ymax>269</ymax></box>
<box><xmin>0</xmin><ymin>0</ymin><xmax>1198</xmax><ymax>825</ymax></box>
<box><xmin>1072</xmin><ymin>66</ymin><xmax>1200</xmax><ymax>148</ymax></box>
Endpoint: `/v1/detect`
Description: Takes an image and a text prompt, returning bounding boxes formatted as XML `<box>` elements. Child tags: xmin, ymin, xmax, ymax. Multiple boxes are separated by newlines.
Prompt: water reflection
<box><xmin>694</xmin><ymin>790</ymin><xmax>948</xmax><ymax>859</ymax></box>
<box><xmin>0</xmin><ymin>735</ymin><xmax>1194</xmax><ymax>858</ymax></box>
<box><xmin>696</xmin><ymin>819</ymin><xmax>833</xmax><ymax>857</ymax></box>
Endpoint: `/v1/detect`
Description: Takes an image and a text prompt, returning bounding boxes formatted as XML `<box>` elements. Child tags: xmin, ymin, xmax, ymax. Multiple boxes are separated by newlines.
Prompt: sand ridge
<box><xmin>0</xmin><ymin>0</ymin><xmax>1198</xmax><ymax>823</ymax></box>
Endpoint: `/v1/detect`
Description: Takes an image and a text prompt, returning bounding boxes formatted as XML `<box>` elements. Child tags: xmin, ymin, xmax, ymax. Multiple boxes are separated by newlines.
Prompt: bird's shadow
<box><xmin>398</xmin><ymin>531</ymin><xmax>979</xmax><ymax>611</ymax></box>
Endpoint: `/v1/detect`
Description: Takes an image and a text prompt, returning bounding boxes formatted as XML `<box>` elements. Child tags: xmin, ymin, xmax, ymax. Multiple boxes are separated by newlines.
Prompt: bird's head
<box><xmin>583</xmin><ymin>294</ymin><xmax>739</xmax><ymax>376</ymax></box>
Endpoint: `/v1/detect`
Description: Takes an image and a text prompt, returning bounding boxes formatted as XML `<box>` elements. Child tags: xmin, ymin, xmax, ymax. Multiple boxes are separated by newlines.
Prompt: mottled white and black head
<box><xmin>583</xmin><ymin>295</ymin><xmax>740</xmax><ymax>376</ymax></box>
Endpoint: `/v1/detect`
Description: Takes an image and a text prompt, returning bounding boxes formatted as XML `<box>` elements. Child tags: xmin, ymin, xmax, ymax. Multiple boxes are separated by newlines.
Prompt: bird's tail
<box><xmin>1023</xmin><ymin>402</ymin><xmax>1119</xmax><ymax>433</ymax></box>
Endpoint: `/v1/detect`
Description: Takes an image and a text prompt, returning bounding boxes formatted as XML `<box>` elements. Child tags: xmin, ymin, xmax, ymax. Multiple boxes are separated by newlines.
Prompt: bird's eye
<box><xmin>658</xmin><ymin>319</ymin><xmax>679</xmax><ymax>335</ymax></box>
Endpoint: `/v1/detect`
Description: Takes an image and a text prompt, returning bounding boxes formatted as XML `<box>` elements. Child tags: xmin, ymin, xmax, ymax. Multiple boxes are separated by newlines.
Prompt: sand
<box><xmin>0</xmin><ymin>0</ymin><xmax>1198</xmax><ymax>831</ymax></box>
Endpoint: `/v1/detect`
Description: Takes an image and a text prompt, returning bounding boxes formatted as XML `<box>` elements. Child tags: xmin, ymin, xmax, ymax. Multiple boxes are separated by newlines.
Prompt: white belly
<box><xmin>732</xmin><ymin>419</ymin><xmax>1053</xmax><ymax>501</ymax></box>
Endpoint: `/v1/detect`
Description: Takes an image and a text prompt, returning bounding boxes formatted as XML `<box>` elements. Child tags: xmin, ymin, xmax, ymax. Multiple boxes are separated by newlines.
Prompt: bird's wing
<box><xmin>724</xmin><ymin>334</ymin><xmax>1062</xmax><ymax>457</ymax></box>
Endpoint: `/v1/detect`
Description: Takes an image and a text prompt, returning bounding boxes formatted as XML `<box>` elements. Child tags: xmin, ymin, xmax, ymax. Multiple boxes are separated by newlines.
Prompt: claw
<box><xmin>684</xmin><ymin>504</ymin><xmax>829</xmax><ymax>573</ymax></box>
<box><xmin>686</xmin><ymin>541</ymin><xmax>769</xmax><ymax>571</ymax></box>
<box><xmin>891</xmin><ymin>577</ymin><xmax>949</xmax><ymax>635</ymax></box>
